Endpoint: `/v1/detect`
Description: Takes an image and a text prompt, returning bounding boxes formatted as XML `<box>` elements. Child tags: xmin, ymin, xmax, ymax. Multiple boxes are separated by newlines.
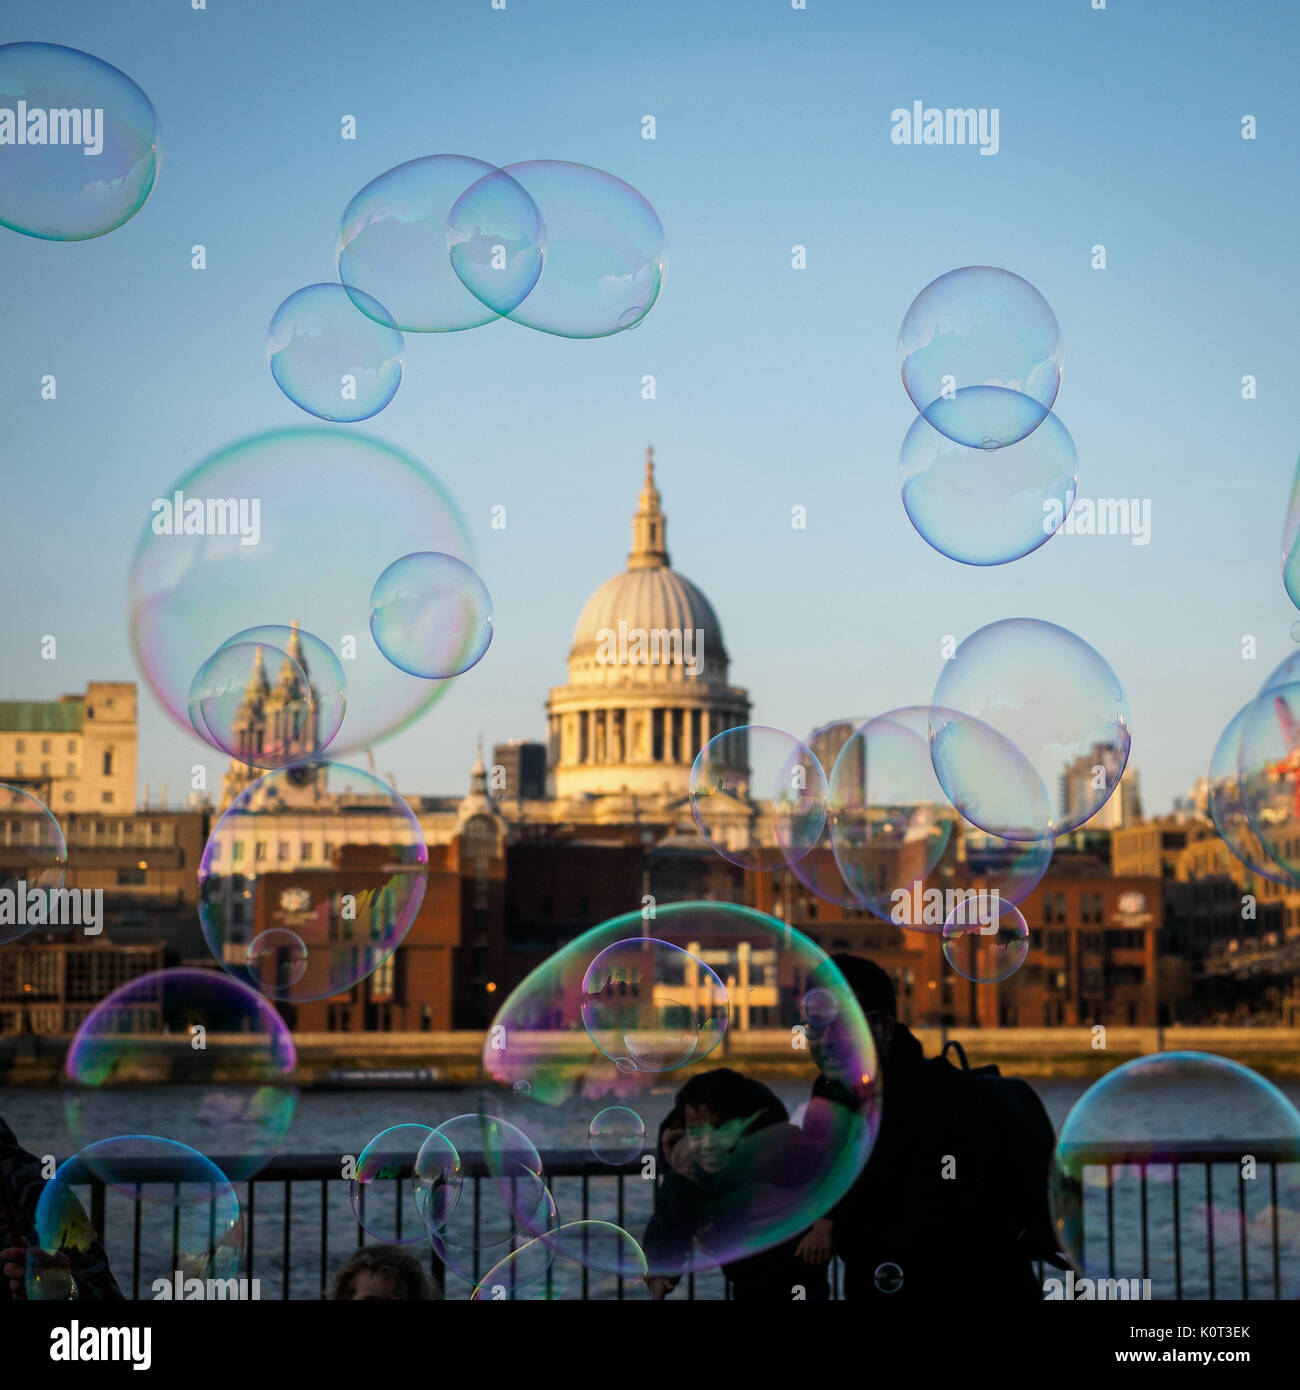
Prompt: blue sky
<box><xmin>2</xmin><ymin>0</ymin><xmax>1298</xmax><ymax>812</ymax></box>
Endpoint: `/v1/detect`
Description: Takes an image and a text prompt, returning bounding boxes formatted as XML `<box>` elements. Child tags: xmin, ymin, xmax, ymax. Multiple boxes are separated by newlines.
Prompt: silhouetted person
<box><xmin>802</xmin><ymin>954</ymin><xmax>1059</xmax><ymax>1300</ymax></box>
<box><xmin>643</xmin><ymin>1069</ymin><xmax>830</xmax><ymax>1301</ymax></box>
<box><xmin>0</xmin><ymin>1115</ymin><xmax>121</xmax><ymax>1301</ymax></box>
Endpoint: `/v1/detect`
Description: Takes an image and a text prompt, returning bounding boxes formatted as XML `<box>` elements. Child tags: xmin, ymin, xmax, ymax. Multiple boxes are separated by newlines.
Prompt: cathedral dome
<box><xmin>571</xmin><ymin>568</ymin><xmax>725</xmax><ymax>664</ymax></box>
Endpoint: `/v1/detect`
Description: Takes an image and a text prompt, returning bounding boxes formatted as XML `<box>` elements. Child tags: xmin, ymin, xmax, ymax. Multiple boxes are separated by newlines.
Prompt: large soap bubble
<box><xmin>28</xmin><ymin>1137</ymin><xmax>243</xmax><ymax>1299</ymax></box>
<box><xmin>1050</xmin><ymin>1053</ymin><xmax>1300</xmax><ymax>1299</ymax></box>
<box><xmin>64</xmin><ymin>967</ymin><xmax>297</xmax><ymax>1182</ymax></box>
<box><xmin>0</xmin><ymin>42</ymin><xmax>160</xmax><ymax>241</ymax></box>
<box><xmin>480</xmin><ymin>902</ymin><xmax>879</xmax><ymax>1278</ymax></box>
<box><xmin>472</xmin><ymin>1222</ymin><xmax>649</xmax><ymax>1300</ymax></box>
<box><xmin>900</xmin><ymin>406</ymin><xmax>1077</xmax><ymax>565</ymax></box>
<box><xmin>899</xmin><ymin>266</ymin><xmax>1062</xmax><ymax>450</ymax></box>
<box><xmin>369</xmin><ymin>552</ymin><xmax>494</xmax><ymax>679</ymax></box>
<box><xmin>448</xmin><ymin>160</ymin><xmax>665</xmax><ymax>337</ymax></box>
<box><xmin>931</xmin><ymin>619</ymin><xmax>1130</xmax><ymax>838</ymax></box>
<box><xmin>0</xmin><ymin>783</ymin><xmax>67</xmax><ymax>947</ymax></box>
<box><xmin>350</xmin><ymin>1123</ymin><xmax>443</xmax><ymax>1245</ymax></box>
<box><xmin>198</xmin><ymin>761</ymin><xmax>428</xmax><ymax>1002</ymax></box>
<box><xmin>128</xmin><ymin>428</ymin><xmax>473</xmax><ymax>754</ymax></box>
<box><xmin>338</xmin><ymin>154</ymin><xmax>536</xmax><ymax>332</ymax></box>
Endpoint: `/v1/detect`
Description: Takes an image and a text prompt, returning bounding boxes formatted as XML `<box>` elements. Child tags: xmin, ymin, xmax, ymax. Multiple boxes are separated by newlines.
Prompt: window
<box><xmin>102</xmin><ymin>751</ymin><xmax>113</xmax><ymax>776</ymax></box>
<box><xmin>41</xmin><ymin>762</ymin><xmax>49</xmax><ymax>776</ymax></box>
<box><xmin>117</xmin><ymin>867</ymin><xmax>147</xmax><ymax>886</ymax></box>
<box><xmin>232</xmin><ymin>840</ymin><xmax>245</xmax><ymax>863</ymax></box>
<box><xmin>255</xmin><ymin>842</ymin><xmax>266</xmax><ymax>861</ymax></box>
<box><xmin>65</xmin><ymin>763</ymin><xmax>74</xmax><ymax>776</ymax></box>
<box><xmin>101</xmin><ymin>792</ymin><xmax>113</xmax><ymax>804</ymax></box>
<box><xmin>15</xmin><ymin>739</ymin><xmax>24</xmax><ymax>754</ymax></box>
<box><xmin>301</xmin><ymin>843</ymin><xmax>313</xmax><ymax>862</ymax></box>
<box><xmin>67</xmin><ymin>740</ymin><xmax>76</xmax><ymax>754</ymax></box>
<box><xmin>40</xmin><ymin>739</ymin><xmax>50</xmax><ymax>754</ymax></box>
<box><xmin>277</xmin><ymin>841</ymin><xmax>290</xmax><ymax>862</ymax></box>
<box><xmin>14</xmin><ymin>762</ymin><xmax>22</xmax><ymax>776</ymax></box>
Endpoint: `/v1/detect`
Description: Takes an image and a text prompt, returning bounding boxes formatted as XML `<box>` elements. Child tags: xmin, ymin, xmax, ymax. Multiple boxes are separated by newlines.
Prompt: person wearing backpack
<box><xmin>795</xmin><ymin>953</ymin><xmax>1062</xmax><ymax>1300</ymax></box>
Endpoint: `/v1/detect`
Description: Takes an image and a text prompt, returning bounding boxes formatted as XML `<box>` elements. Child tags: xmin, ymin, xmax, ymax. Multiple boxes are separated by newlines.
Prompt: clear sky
<box><xmin>2</xmin><ymin>0</ymin><xmax>1299</xmax><ymax>814</ymax></box>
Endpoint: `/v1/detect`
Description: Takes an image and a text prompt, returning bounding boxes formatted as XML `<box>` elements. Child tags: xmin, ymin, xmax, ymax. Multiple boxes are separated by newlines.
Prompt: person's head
<box><xmin>672</xmin><ymin>1069</ymin><xmax>785</xmax><ymax>1173</ymax></box>
<box><xmin>812</xmin><ymin>954</ymin><xmax>897</xmax><ymax>1071</ymax></box>
<box><xmin>330</xmin><ymin>1245</ymin><xmax>441</xmax><ymax>1301</ymax></box>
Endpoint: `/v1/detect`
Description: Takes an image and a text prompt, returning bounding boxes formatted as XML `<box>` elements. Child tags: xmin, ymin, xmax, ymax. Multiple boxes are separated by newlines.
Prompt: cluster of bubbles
<box><xmin>128</xmin><ymin>429</ymin><xmax>493</xmax><ymax>760</ymax></box>
<box><xmin>1050</xmin><ymin>1052</ymin><xmax>1300</xmax><ymax>1299</ymax></box>
<box><xmin>898</xmin><ymin>266</ymin><xmax>1077</xmax><ymax>565</ymax></box>
<box><xmin>688</xmin><ymin>622</ymin><xmax>1129</xmax><ymax>984</ymax></box>
<box><xmin>267</xmin><ymin>154</ymin><xmax>666</xmax><ymax>422</ymax></box>
<box><xmin>475</xmin><ymin>902</ymin><xmax>880</xmax><ymax>1281</ymax></box>
<box><xmin>1208</xmin><ymin>647</ymin><xmax>1300</xmax><ymax>887</ymax></box>
<box><xmin>0</xmin><ymin>42</ymin><xmax>159</xmax><ymax>242</ymax></box>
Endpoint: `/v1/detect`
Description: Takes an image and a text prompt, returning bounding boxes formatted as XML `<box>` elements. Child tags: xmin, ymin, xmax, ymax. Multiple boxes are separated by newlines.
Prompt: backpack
<box><xmin>940</xmin><ymin>1039</ymin><xmax>1067</xmax><ymax>1266</ymax></box>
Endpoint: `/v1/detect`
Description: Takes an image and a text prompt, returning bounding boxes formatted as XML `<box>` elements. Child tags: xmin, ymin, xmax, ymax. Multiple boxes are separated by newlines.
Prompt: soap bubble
<box><xmin>0</xmin><ymin>42</ymin><xmax>160</xmax><ymax>241</ymax></box>
<box><xmin>874</xmin><ymin>1261</ymin><xmax>904</xmax><ymax>1294</ymax></box>
<box><xmin>581</xmin><ymin>938</ymin><xmax>728</xmax><ymax>1073</ymax></box>
<box><xmin>410</xmin><ymin>1127</ymin><xmax>463</xmax><ymax>1236</ymax></box>
<box><xmin>931</xmin><ymin>619</ymin><xmax>1129</xmax><ymax>838</ymax></box>
<box><xmin>64</xmin><ymin>968</ymin><xmax>297</xmax><ymax>1182</ymax></box>
<box><xmin>899</xmin><ymin>406</ymin><xmax>1077</xmax><ymax>565</ymax></box>
<box><xmin>0</xmin><ymin>783</ymin><xmax>67</xmax><ymax>947</ymax></box>
<box><xmin>826</xmin><ymin>708</ymin><xmax>957</xmax><ymax>927</ymax></box>
<box><xmin>899</xmin><ymin>265</ymin><xmax>1061</xmax><ymax>449</ymax></box>
<box><xmin>472</xmin><ymin>1222</ymin><xmax>649</xmax><ymax>1300</ymax></box>
<box><xmin>351</xmin><ymin>1124</ymin><xmax>441</xmax><ymax>1244</ymax></box>
<box><xmin>369</xmin><ymin>552</ymin><xmax>494</xmax><ymax>678</ymax></box>
<box><xmin>588</xmin><ymin>1107</ymin><xmax>646</xmax><ymax>1165</ymax></box>
<box><xmin>1207</xmin><ymin>702</ymin><xmax>1289</xmax><ymax>885</ymax></box>
<box><xmin>197</xmin><ymin>760</ymin><xmax>428</xmax><ymax>1002</ymax></box>
<box><xmin>1237</xmin><ymin>679</ymin><xmax>1300</xmax><ymax>886</ymax></box>
<box><xmin>690</xmin><ymin>725</ymin><xmax>827</xmax><ymax>870</ymax></box>
<box><xmin>187</xmin><ymin>639</ymin><xmax>310</xmax><ymax>766</ymax></box>
<box><xmin>128</xmin><ymin>428</ymin><xmax>473</xmax><ymax>754</ymax></box>
<box><xmin>1282</xmin><ymin>450</ymin><xmax>1300</xmax><ymax>611</ymax></box>
<box><xmin>267</xmin><ymin>283</ymin><xmax>403</xmax><ymax>422</ymax></box>
<box><xmin>420</xmin><ymin>1114</ymin><xmax>559</xmax><ymax>1283</ymax></box>
<box><xmin>246</xmin><ymin>928</ymin><xmax>309</xmax><ymax>992</ymax></box>
<box><xmin>1050</xmin><ymin>1053</ymin><xmax>1300</xmax><ymax>1299</ymax></box>
<box><xmin>337</xmin><ymin>154</ymin><xmax>526</xmax><ymax>332</ymax></box>
<box><xmin>482</xmin><ymin>902</ymin><xmax>879</xmax><ymax>1277</ymax></box>
<box><xmin>942</xmin><ymin>900</ymin><xmax>1029</xmax><ymax>983</ymax></box>
<box><xmin>788</xmin><ymin>721</ymin><xmax>873</xmax><ymax>909</ymax></box>
<box><xmin>448</xmin><ymin>160</ymin><xmax>665</xmax><ymax>337</ymax></box>
<box><xmin>28</xmin><ymin>1138</ymin><xmax>242</xmax><ymax>1299</ymax></box>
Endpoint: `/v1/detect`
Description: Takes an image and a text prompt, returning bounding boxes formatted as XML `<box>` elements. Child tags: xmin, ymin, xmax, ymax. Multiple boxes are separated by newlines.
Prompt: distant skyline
<box><xmin>3</xmin><ymin>0</ymin><xmax>1300</xmax><ymax>815</ymax></box>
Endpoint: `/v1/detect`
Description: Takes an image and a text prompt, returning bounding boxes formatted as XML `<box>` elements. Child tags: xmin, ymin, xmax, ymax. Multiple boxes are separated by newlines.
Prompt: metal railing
<box><xmin>55</xmin><ymin>1142</ymin><xmax>1300</xmax><ymax>1300</ymax></box>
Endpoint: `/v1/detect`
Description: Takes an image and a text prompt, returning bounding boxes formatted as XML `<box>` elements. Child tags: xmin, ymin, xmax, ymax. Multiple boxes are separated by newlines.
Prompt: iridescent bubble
<box><xmin>690</xmin><ymin>726</ymin><xmax>827</xmax><ymax>870</ymax></box>
<box><xmin>942</xmin><ymin>899</ymin><xmax>1029</xmax><ymax>983</ymax></box>
<box><xmin>1050</xmin><ymin>1054</ymin><xmax>1300</xmax><ymax>1299</ymax></box>
<box><xmin>337</xmin><ymin>154</ymin><xmax>527</xmax><ymax>332</ymax></box>
<box><xmin>267</xmin><ymin>283</ymin><xmax>403</xmax><ymax>422</ymax></box>
<box><xmin>588</xmin><ymin>1107</ymin><xmax>646</xmax><ymax>1165</ymax></box>
<box><xmin>826</xmin><ymin>708</ymin><xmax>957</xmax><ymax>927</ymax></box>
<box><xmin>246</xmin><ymin>928</ymin><xmax>308</xmax><ymax>992</ymax></box>
<box><xmin>422</xmin><ymin>1114</ymin><xmax>559</xmax><ymax>1283</ymax></box>
<box><xmin>28</xmin><ymin>1138</ymin><xmax>242</xmax><ymax>1299</ymax></box>
<box><xmin>448</xmin><ymin>160</ymin><xmax>665</xmax><ymax>338</ymax></box>
<box><xmin>197</xmin><ymin>761</ymin><xmax>428</xmax><ymax>1002</ymax></box>
<box><xmin>581</xmin><ymin>938</ymin><xmax>727</xmax><ymax>1073</ymax></box>
<box><xmin>187</xmin><ymin>640</ymin><xmax>310</xmax><ymax>767</ymax></box>
<box><xmin>0</xmin><ymin>783</ymin><xmax>67</xmax><ymax>947</ymax></box>
<box><xmin>899</xmin><ymin>265</ymin><xmax>1062</xmax><ymax>449</ymax></box>
<box><xmin>128</xmin><ymin>428</ymin><xmax>474</xmax><ymax>754</ymax></box>
<box><xmin>472</xmin><ymin>1222</ymin><xmax>649</xmax><ymax>1300</ymax></box>
<box><xmin>64</xmin><ymin>968</ymin><xmax>297</xmax><ymax>1182</ymax></box>
<box><xmin>369</xmin><ymin>552</ymin><xmax>494</xmax><ymax>679</ymax></box>
<box><xmin>787</xmin><ymin>721</ymin><xmax>871</xmax><ymax>909</ymax></box>
<box><xmin>1282</xmin><ymin>450</ymin><xmax>1300</xmax><ymax>611</ymax></box>
<box><xmin>900</xmin><ymin>407</ymin><xmax>1077</xmax><ymax>565</ymax></box>
<box><xmin>410</xmin><ymin>1127</ymin><xmax>463</xmax><ymax>1237</ymax></box>
<box><xmin>0</xmin><ymin>42</ymin><xmax>160</xmax><ymax>241</ymax></box>
<box><xmin>1237</xmin><ymin>679</ymin><xmax>1300</xmax><ymax>886</ymax></box>
<box><xmin>483</xmin><ymin>902</ymin><xmax>880</xmax><ymax>1277</ymax></box>
<box><xmin>874</xmin><ymin>1261</ymin><xmax>904</xmax><ymax>1295</ymax></box>
<box><xmin>1207</xmin><ymin>703</ymin><xmax>1289</xmax><ymax>885</ymax></box>
<box><xmin>351</xmin><ymin>1124</ymin><xmax>439</xmax><ymax>1245</ymax></box>
<box><xmin>211</xmin><ymin>624</ymin><xmax>346</xmax><ymax>756</ymax></box>
<box><xmin>931</xmin><ymin>619</ymin><xmax>1130</xmax><ymax>838</ymax></box>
